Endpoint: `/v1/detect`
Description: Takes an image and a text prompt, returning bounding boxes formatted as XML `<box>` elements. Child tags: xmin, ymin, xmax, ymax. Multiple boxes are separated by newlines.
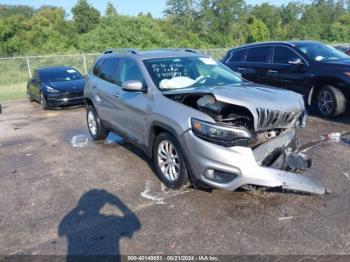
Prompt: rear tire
<box><xmin>316</xmin><ymin>85</ymin><xmax>346</xmax><ymax>118</ymax></box>
<box><xmin>153</xmin><ymin>132</ymin><xmax>190</xmax><ymax>189</ymax></box>
<box><xmin>86</xmin><ymin>105</ymin><xmax>107</xmax><ymax>141</ymax></box>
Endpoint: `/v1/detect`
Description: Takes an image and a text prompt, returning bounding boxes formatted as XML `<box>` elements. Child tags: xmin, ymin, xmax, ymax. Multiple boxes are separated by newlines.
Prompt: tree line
<box><xmin>0</xmin><ymin>0</ymin><xmax>350</xmax><ymax>56</ymax></box>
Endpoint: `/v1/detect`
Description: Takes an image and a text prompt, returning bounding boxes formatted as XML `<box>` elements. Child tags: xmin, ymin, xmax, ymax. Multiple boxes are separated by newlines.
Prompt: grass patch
<box><xmin>0</xmin><ymin>82</ymin><xmax>27</xmax><ymax>101</ymax></box>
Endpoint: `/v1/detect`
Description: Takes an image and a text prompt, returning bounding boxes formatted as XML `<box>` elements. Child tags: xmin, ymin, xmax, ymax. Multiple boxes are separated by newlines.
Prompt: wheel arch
<box><xmin>84</xmin><ymin>97</ymin><xmax>95</xmax><ymax>108</ymax></box>
<box><xmin>307</xmin><ymin>77</ymin><xmax>348</xmax><ymax>106</ymax></box>
<box><xmin>149</xmin><ymin>121</ymin><xmax>197</xmax><ymax>185</ymax></box>
<box><xmin>148</xmin><ymin>121</ymin><xmax>182</xmax><ymax>158</ymax></box>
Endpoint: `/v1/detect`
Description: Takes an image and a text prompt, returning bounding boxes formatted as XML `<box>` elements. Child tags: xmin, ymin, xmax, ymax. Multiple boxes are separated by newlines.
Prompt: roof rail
<box><xmin>102</xmin><ymin>48</ymin><xmax>140</xmax><ymax>55</ymax></box>
<box><xmin>156</xmin><ymin>48</ymin><xmax>201</xmax><ymax>54</ymax></box>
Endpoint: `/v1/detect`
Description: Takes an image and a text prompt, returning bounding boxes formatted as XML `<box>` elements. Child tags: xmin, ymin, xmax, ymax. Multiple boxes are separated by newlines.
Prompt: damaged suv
<box><xmin>84</xmin><ymin>48</ymin><xmax>326</xmax><ymax>195</ymax></box>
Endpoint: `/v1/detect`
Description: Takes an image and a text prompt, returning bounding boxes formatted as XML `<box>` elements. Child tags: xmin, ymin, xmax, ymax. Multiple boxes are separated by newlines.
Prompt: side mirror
<box><xmin>288</xmin><ymin>58</ymin><xmax>304</xmax><ymax>66</ymax></box>
<box><xmin>122</xmin><ymin>80</ymin><xmax>146</xmax><ymax>92</ymax></box>
<box><xmin>31</xmin><ymin>78</ymin><xmax>40</xmax><ymax>84</ymax></box>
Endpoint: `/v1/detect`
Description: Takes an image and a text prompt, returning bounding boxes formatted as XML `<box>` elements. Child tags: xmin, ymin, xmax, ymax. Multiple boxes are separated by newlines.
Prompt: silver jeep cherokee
<box><xmin>84</xmin><ymin>48</ymin><xmax>326</xmax><ymax>195</ymax></box>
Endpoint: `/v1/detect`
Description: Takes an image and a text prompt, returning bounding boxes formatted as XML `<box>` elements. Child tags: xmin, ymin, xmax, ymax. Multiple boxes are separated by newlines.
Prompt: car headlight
<box><xmin>46</xmin><ymin>86</ymin><xmax>60</xmax><ymax>93</ymax></box>
<box><xmin>191</xmin><ymin>118</ymin><xmax>252</xmax><ymax>147</ymax></box>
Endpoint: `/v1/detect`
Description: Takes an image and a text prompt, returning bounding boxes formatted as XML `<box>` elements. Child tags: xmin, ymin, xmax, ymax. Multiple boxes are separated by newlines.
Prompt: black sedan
<box><xmin>27</xmin><ymin>66</ymin><xmax>85</xmax><ymax>110</ymax></box>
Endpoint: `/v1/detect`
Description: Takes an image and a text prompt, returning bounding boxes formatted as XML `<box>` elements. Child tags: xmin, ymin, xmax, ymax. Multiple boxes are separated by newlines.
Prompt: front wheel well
<box><xmin>84</xmin><ymin>97</ymin><xmax>94</xmax><ymax>108</ymax></box>
<box><xmin>308</xmin><ymin>80</ymin><xmax>347</xmax><ymax>106</ymax></box>
<box><xmin>148</xmin><ymin>124</ymin><xmax>181</xmax><ymax>158</ymax></box>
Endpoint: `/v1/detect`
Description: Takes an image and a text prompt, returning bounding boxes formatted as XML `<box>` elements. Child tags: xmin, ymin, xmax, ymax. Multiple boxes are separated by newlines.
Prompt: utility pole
<box><xmin>82</xmin><ymin>52</ymin><xmax>88</xmax><ymax>75</ymax></box>
<box><xmin>26</xmin><ymin>54</ymin><xmax>32</xmax><ymax>78</ymax></box>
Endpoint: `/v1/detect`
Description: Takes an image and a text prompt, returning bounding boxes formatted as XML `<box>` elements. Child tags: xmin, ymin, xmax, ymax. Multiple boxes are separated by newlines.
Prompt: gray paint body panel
<box><xmin>84</xmin><ymin>51</ymin><xmax>326</xmax><ymax>195</ymax></box>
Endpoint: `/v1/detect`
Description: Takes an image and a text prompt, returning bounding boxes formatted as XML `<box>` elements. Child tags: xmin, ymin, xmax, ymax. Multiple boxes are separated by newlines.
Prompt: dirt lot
<box><xmin>0</xmin><ymin>100</ymin><xmax>350</xmax><ymax>258</ymax></box>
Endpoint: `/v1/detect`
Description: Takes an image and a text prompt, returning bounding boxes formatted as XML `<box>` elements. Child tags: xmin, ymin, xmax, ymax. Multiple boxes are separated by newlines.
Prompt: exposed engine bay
<box><xmin>165</xmin><ymin>92</ymin><xmax>311</xmax><ymax>173</ymax></box>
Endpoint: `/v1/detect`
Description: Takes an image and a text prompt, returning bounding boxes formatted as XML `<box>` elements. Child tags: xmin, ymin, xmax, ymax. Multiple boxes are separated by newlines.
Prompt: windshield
<box><xmin>144</xmin><ymin>57</ymin><xmax>242</xmax><ymax>90</ymax></box>
<box><xmin>294</xmin><ymin>42</ymin><xmax>349</xmax><ymax>62</ymax></box>
<box><xmin>41</xmin><ymin>68</ymin><xmax>83</xmax><ymax>82</ymax></box>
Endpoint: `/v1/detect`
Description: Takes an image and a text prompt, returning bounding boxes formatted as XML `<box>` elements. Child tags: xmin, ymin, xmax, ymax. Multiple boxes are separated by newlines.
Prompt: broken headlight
<box><xmin>191</xmin><ymin>118</ymin><xmax>252</xmax><ymax>147</ymax></box>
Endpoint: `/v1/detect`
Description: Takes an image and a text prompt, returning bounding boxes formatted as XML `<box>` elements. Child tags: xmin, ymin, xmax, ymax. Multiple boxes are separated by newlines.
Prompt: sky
<box><xmin>1</xmin><ymin>0</ymin><xmax>306</xmax><ymax>18</ymax></box>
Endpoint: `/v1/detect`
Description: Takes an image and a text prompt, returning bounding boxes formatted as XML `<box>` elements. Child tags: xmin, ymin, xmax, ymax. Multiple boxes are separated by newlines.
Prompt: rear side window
<box><xmin>228</xmin><ymin>49</ymin><xmax>246</xmax><ymax>63</ymax></box>
<box><xmin>273</xmin><ymin>46</ymin><xmax>300</xmax><ymax>64</ymax></box>
<box><xmin>246</xmin><ymin>46</ymin><xmax>270</xmax><ymax>63</ymax></box>
<box><xmin>99</xmin><ymin>58</ymin><xmax>121</xmax><ymax>85</ymax></box>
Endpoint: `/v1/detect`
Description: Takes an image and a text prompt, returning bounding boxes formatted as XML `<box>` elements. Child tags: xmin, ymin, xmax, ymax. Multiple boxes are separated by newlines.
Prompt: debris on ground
<box><xmin>278</xmin><ymin>216</ymin><xmax>294</xmax><ymax>221</ymax></box>
<box><xmin>71</xmin><ymin>135</ymin><xmax>89</xmax><ymax>148</ymax></box>
<box><xmin>104</xmin><ymin>132</ymin><xmax>126</xmax><ymax>145</ymax></box>
<box><xmin>301</xmin><ymin>132</ymin><xmax>350</xmax><ymax>153</ymax></box>
<box><xmin>140</xmin><ymin>180</ymin><xmax>192</xmax><ymax>205</ymax></box>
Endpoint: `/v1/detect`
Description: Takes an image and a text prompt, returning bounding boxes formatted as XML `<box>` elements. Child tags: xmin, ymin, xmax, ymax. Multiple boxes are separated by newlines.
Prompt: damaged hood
<box><xmin>210</xmin><ymin>83</ymin><xmax>304</xmax><ymax>112</ymax></box>
<box><xmin>163</xmin><ymin>82</ymin><xmax>305</xmax><ymax>130</ymax></box>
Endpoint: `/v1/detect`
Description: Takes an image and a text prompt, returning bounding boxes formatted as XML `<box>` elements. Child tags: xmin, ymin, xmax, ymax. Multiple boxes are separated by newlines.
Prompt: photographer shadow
<box><xmin>58</xmin><ymin>189</ymin><xmax>141</xmax><ymax>262</ymax></box>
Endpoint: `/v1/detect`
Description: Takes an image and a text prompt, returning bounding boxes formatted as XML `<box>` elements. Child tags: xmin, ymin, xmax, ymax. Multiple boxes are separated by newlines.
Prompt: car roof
<box><xmin>228</xmin><ymin>40</ymin><xmax>323</xmax><ymax>52</ymax></box>
<box><xmin>99</xmin><ymin>50</ymin><xmax>208</xmax><ymax>60</ymax></box>
<box><xmin>37</xmin><ymin>66</ymin><xmax>76</xmax><ymax>72</ymax></box>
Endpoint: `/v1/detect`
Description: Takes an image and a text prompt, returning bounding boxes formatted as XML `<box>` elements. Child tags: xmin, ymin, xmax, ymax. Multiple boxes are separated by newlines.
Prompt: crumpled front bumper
<box><xmin>180</xmin><ymin>129</ymin><xmax>327</xmax><ymax>195</ymax></box>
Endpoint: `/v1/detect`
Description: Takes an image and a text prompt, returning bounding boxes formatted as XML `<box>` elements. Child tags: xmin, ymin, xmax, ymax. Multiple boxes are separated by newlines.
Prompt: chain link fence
<box><xmin>0</xmin><ymin>49</ymin><xmax>227</xmax><ymax>101</ymax></box>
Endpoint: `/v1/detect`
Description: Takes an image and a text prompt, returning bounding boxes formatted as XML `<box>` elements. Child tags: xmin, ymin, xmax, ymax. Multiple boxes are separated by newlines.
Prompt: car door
<box><xmin>30</xmin><ymin>70</ymin><xmax>41</xmax><ymax>100</ymax></box>
<box><xmin>242</xmin><ymin>46</ymin><xmax>274</xmax><ymax>85</ymax></box>
<box><xmin>117</xmin><ymin>58</ymin><xmax>149</xmax><ymax>145</ymax></box>
<box><xmin>268</xmin><ymin>45</ymin><xmax>309</xmax><ymax>94</ymax></box>
<box><xmin>92</xmin><ymin>57</ymin><xmax>124</xmax><ymax>130</ymax></box>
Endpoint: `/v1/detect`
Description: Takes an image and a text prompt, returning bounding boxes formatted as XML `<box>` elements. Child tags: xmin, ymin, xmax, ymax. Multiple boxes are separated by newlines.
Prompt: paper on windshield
<box><xmin>199</xmin><ymin>57</ymin><xmax>218</xmax><ymax>65</ymax></box>
<box><xmin>159</xmin><ymin>76</ymin><xmax>196</xmax><ymax>89</ymax></box>
<box><xmin>66</xmin><ymin>69</ymin><xmax>76</xmax><ymax>73</ymax></box>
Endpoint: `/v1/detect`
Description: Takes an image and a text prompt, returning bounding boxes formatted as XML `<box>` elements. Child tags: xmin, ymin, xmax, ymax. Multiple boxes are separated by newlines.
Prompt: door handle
<box><xmin>113</xmin><ymin>93</ymin><xmax>120</xmax><ymax>98</ymax></box>
<box><xmin>238</xmin><ymin>67</ymin><xmax>246</xmax><ymax>72</ymax></box>
<box><xmin>92</xmin><ymin>84</ymin><xmax>98</xmax><ymax>89</ymax></box>
<box><xmin>268</xmin><ymin>70</ymin><xmax>278</xmax><ymax>74</ymax></box>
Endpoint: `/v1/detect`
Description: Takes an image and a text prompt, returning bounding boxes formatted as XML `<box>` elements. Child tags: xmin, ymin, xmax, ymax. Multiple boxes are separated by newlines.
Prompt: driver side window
<box><xmin>119</xmin><ymin>59</ymin><xmax>144</xmax><ymax>85</ymax></box>
<box><xmin>273</xmin><ymin>46</ymin><xmax>301</xmax><ymax>64</ymax></box>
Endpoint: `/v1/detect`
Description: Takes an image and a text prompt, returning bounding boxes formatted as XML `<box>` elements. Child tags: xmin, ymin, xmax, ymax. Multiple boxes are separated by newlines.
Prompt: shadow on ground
<box><xmin>58</xmin><ymin>189</ymin><xmax>141</xmax><ymax>262</ymax></box>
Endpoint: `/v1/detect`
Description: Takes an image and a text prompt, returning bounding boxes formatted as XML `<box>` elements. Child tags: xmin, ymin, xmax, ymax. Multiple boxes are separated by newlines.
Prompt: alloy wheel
<box><xmin>40</xmin><ymin>94</ymin><xmax>45</xmax><ymax>109</ymax></box>
<box><xmin>87</xmin><ymin>111</ymin><xmax>97</xmax><ymax>136</ymax></box>
<box><xmin>157</xmin><ymin>140</ymin><xmax>180</xmax><ymax>181</ymax></box>
<box><xmin>318</xmin><ymin>90</ymin><xmax>334</xmax><ymax>116</ymax></box>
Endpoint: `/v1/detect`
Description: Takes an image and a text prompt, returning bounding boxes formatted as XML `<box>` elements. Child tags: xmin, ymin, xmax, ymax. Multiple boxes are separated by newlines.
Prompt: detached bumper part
<box><xmin>181</xmin><ymin>129</ymin><xmax>327</xmax><ymax>195</ymax></box>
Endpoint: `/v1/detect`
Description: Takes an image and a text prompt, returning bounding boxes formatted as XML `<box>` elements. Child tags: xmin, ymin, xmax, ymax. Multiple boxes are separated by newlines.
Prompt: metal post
<box><xmin>26</xmin><ymin>54</ymin><xmax>32</xmax><ymax>78</ymax></box>
<box><xmin>82</xmin><ymin>52</ymin><xmax>87</xmax><ymax>75</ymax></box>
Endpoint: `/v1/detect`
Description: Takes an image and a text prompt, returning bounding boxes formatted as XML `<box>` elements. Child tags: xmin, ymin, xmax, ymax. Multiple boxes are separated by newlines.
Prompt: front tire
<box><xmin>40</xmin><ymin>93</ymin><xmax>49</xmax><ymax>110</ymax></box>
<box><xmin>86</xmin><ymin>105</ymin><xmax>107</xmax><ymax>141</ymax></box>
<box><xmin>27</xmin><ymin>88</ymin><xmax>34</xmax><ymax>103</ymax></box>
<box><xmin>153</xmin><ymin>132</ymin><xmax>189</xmax><ymax>189</ymax></box>
<box><xmin>317</xmin><ymin>85</ymin><xmax>346</xmax><ymax>118</ymax></box>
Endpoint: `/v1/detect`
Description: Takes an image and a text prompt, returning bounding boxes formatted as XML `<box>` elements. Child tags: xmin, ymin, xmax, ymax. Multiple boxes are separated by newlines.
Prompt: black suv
<box><xmin>222</xmin><ymin>41</ymin><xmax>350</xmax><ymax>118</ymax></box>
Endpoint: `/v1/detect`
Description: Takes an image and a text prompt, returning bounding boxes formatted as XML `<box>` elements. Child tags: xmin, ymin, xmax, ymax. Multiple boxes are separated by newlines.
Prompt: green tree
<box><xmin>164</xmin><ymin>0</ymin><xmax>198</xmax><ymax>31</ymax></box>
<box><xmin>245</xmin><ymin>16</ymin><xmax>269</xmax><ymax>43</ymax></box>
<box><xmin>251</xmin><ymin>3</ymin><xmax>282</xmax><ymax>39</ymax></box>
<box><xmin>72</xmin><ymin>0</ymin><xmax>100</xmax><ymax>33</ymax></box>
<box><xmin>105</xmin><ymin>2</ymin><xmax>117</xmax><ymax>16</ymax></box>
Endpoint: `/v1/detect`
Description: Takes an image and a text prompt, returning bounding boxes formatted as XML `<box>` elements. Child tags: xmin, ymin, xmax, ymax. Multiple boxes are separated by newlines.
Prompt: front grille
<box><xmin>62</xmin><ymin>91</ymin><xmax>83</xmax><ymax>99</ymax></box>
<box><xmin>256</xmin><ymin>108</ymin><xmax>301</xmax><ymax>130</ymax></box>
